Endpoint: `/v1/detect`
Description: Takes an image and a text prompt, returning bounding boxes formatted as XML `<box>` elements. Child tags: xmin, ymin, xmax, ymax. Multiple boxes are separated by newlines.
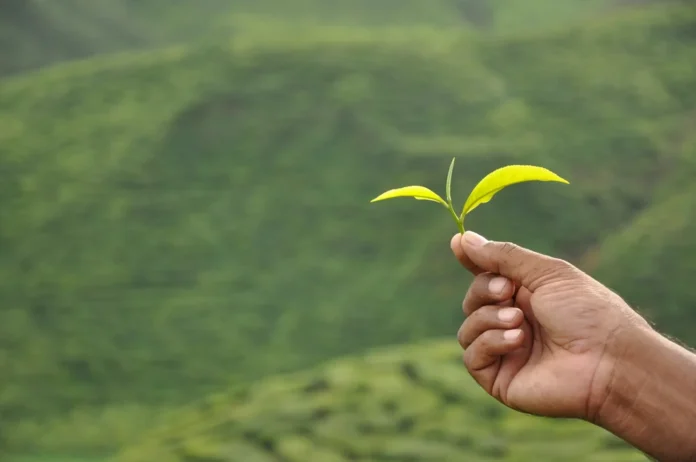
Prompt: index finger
<box><xmin>451</xmin><ymin>233</ymin><xmax>484</xmax><ymax>275</ymax></box>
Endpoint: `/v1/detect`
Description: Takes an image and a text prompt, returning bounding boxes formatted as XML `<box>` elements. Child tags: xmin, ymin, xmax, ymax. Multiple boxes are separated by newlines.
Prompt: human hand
<box><xmin>451</xmin><ymin>231</ymin><xmax>651</xmax><ymax>421</ymax></box>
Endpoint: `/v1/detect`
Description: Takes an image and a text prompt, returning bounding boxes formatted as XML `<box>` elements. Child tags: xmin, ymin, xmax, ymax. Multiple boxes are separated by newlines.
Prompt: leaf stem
<box><xmin>447</xmin><ymin>204</ymin><xmax>464</xmax><ymax>234</ymax></box>
<box><xmin>444</xmin><ymin>158</ymin><xmax>464</xmax><ymax>233</ymax></box>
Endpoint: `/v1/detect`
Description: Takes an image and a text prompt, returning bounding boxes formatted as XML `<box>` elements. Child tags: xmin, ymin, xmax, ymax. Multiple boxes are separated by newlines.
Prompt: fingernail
<box><xmin>497</xmin><ymin>308</ymin><xmax>518</xmax><ymax>322</ymax></box>
<box><xmin>463</xmin><ymin>231</ymin><xmax>488</xmax><ymax>247</ymax></box>
<box><xmin>488</xmin><ymin>277</ymin><xmax>509</xmax><ymax>295</ymax></box>
<box><xmin>503</xmin><ymin>329</ymin><xmax>522</xmax><ymax>341</ymax></box>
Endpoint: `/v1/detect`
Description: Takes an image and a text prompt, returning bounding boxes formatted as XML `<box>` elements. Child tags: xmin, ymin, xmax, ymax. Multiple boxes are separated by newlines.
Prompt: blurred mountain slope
<box><xmin>1</xmin><ymin>1</ymin><xmax>694</xmax><ymax>456</ymax></box>
<box><xmin>1</xmin><ymin>0</ymin><xmax>669</xmax><ymax>77</ymax></box>
<box><xmin>112</xmin><ymin>339</ymin><xmax>645</xmax><ymax>462</ymax></box>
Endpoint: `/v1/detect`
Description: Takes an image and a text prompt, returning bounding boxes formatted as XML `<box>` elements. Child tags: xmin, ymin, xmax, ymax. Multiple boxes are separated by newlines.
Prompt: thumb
<box><xmin>458</xmin><ymin>231</ymin><xmax>573</xmax><ymax>291</ymax></box>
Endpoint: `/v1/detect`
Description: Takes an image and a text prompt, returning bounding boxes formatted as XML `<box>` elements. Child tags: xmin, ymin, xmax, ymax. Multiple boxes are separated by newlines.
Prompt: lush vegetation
<box><xmin>0</xmin><ymin>0</ymin><xmax>249</xmax><ymax>76</ymax></box>
<box><xmin>2</xmin><ymin>0</ymin><xmax>661</xmax><ymax>77</ymax></box>
<box><xmin>590</xmin><ymin>185</ymin><xmax>696</xmax><ymax>341</ymax></box>
<box><xmin>112</xmin><ymin>340</ymin><xmax>645</xmax><ymax>462</ymax></box>
<box><xmin>1</xmin><ymin>0</ymin><xmax>695</xmax><ymax>459</ymax></box>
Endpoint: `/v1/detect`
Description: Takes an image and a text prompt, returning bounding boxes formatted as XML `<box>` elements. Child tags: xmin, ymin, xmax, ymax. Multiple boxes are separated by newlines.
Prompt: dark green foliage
<box><xmin>1</xmin><ymin>2</ymin><xmax>695</xmax><ymax>457</ymax></box>
<box><xmin>112</xmin><ymin>340</ymin><xmax>646</xmax><ymax>462</ymax></box>
<box><xmin>591</xmin><ymin>186</ymin><xmax>696</xmax><ymax>340</ymax></box>
<box><xmin>0</xmin><ymin>0</ymin><xmax>147</xmax><ymax>76</ymax></box>
<box><xmin>1</xmin><ymin>0</ymin><xmax>660</xmax><ymax>77</ymax></box>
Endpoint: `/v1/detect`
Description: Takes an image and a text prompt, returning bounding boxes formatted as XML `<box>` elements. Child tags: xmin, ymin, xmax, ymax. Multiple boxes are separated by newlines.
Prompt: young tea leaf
<box><xmin>461</xmin><ymin>165</ymin><xmax>569</xmax><ymax>216</ymax></box>
<box><xmin>371</xmin><ymin>185</ymin><xmax>448</xmax><ymax>207</ymax></box>
<box><xmin>446</xmin><ymin>157</ymin><xmax>456</xmax><ymax>205</ymax></box>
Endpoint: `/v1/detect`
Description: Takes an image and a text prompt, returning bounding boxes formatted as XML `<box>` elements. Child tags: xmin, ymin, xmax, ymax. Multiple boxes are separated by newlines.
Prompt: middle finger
<box><xmin>463</xmin><ymin>273</ymin><xmax>516</xmax><ymax>316</ymax></box>
<box><xmin>457</xmin><ymin>305</ymin><xmax>524</xmax><ymax>349</ymax></box>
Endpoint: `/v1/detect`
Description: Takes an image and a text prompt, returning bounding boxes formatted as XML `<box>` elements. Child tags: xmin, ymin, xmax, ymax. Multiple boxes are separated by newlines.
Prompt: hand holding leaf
<box><xmin>371</xmin><ymin>159</ymin><xmax>569</xmax><ymax>233</ymax></box>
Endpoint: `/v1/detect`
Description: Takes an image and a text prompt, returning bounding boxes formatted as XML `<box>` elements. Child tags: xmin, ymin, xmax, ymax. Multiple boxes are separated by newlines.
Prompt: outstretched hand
<box><xmin>451</xmin><ymin>231</ymin><xmax>650</xmax><ymax>421</ymax></box>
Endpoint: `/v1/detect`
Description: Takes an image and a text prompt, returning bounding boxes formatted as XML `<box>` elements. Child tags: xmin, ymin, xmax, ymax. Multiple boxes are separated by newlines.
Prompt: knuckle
<box><xmin>456</xmin><ymin>323</ymin><xmax>466</xmax><ymax>346</ymax></box>
<box><xmin>472</xmin><ymin>330</ymin><xmax>495</xmax><ymax>351</ymax></box>
<box><xmin>462</xmin><ymin>349</ymin><xmax>474</xmax><ymax>369</ymax></box>
<box><xmin>474</xmin><ymin>273</ymin><xmax>494</xmax><ymax>297</ymax></box>
<box><xmin>461</xmin><ymin>296</ymin><xmax>471</xmax><ymax>314</ymax></box>
<box><xmin>497</xmin><ymin>242</ymin><xmax>525</xmax><ymax>271</ymax></box>
<box><xmin>533</xmin><ymin>256</ymin><xmax>578</xmax><ymax>286</ymax></box>
<box><xmin>463</xmin><ymin>309</ymin><xmax>487</xmax><ymax>335</ymax></box>
<box><xmin>462</xmin><ymin>330</ymin><xmax>498</xmax><ymax>371</ymax></box>
<box><xmin>476</xmin><ymin>329</ymin><xmax>495</xmax><ymax>348</ymax></box>
<box><xmin>550</xmin><ymin>256</ymin><xmax>573</xmax><ymax>271</ymax></box>
<box><xmin>458</xmin><ymin>317</ymin><xmax>477</xmax><ymax>348</ymax></box>
<box><xmin>465</xmin><ymin>306</ymin><xmax>488</xmax><ymax>327</ymax></box>
<box><xmin>535</xmin><ymin>261</ymin><xmax>560</xmax><ymax>281</ymax></box>
<box><xmin>459</xmin><ymin>310</ymin><xmax>495</xmax><ymax>350</ymax></box>
<box><xmin>548</xmin><ymin>257</ymin><xmax>580</xmax><ymax>280</ymax></box>
<box><xmin>463</xmin><ymin>277</ymin><xmax>489</xmax><ymax>313</ymax></box>
<box><xmin>476</xmin><ymin>272</ymin><xmax>494</xmax><ymax>283</ymax></box>
<box><xmin>499</xmin><ymin>241</ymin><xmax>519</xmax><ymax>255</ymax></box>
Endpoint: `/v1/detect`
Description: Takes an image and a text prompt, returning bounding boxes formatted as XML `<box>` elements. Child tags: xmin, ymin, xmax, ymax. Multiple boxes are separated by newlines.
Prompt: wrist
<box><xmin>591</xmin><ymin>320</ymin><xmax>654</xmax><ymax>429</ymax></box>
<box><xmin>592</xmin><ymin>318</ymin><xmax>696</xmax><ymax>461</ymax></box>
<box><xmin>584</xmin><ymin>306</ymin><xmax>653</xmax><ymax>426</ymax></box>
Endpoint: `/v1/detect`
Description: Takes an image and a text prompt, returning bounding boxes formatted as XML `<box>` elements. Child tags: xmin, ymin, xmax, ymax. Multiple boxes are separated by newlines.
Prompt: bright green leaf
<box><xmin>461</xmin><ymin>165</ymin><xmax>569</xmax><ymax>216</ymax></box>
<box><xmin>371</xmin><ymin>162</ymin><xmax>568</xmax><ymax>235</ymax></box>
<box><xmin>370</xmin><ymin>186</ymin><xmax>447</xmax><ymax>207</ymax></box>
<box><xmin>445</xmin><ymin>157</ymin><xmax>455</xmax><ymax>205</ymax></box>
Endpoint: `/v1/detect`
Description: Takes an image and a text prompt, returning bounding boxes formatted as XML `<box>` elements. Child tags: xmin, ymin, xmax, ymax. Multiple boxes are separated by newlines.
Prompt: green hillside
<box><xmin>112</xmin><ymin>339</ymin><xmax>645</xmax><ymax>462</ymax></box>
<box><xmin>1</xmin><ymin>0</ymin><xmax>151</xmax><ymax>76</ymax></box>
<box><xmin>589</xmin><ymin>185</ymin><xmax>696</xmax><ymax>340</ymax></box>
<box><xmin>0</xmin><ymin>0</ymin><xmax>249</xmax><ymax>76</ymax></box>
<box><xmin>1</xmin><ymin>0</ymin><xmax>660</xmax><ymax>77</ymax></box>
<box><xmin>222</xmin><ymin>0</ymin><xmax>614</xmax><ymax>30</ymax></box>
<box><xmin>1</xmin><ymin>2</ymin><xmax>695</xmax><ymax>456</ymax></box>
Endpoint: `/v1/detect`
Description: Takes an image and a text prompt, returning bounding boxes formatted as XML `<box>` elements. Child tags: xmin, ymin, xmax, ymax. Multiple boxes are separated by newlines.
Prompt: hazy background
<box><xmin>1</xmin><ymin>1</ymin><xmax>695</xmax><ymax>461</ymax></box>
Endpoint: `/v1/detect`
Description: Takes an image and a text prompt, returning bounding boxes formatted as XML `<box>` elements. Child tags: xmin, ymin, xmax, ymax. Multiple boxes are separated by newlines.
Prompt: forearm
<box><xmin>597</xmin><ymin>325</ymin><xmax>696</xmax><ymax>461</ymax></box>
